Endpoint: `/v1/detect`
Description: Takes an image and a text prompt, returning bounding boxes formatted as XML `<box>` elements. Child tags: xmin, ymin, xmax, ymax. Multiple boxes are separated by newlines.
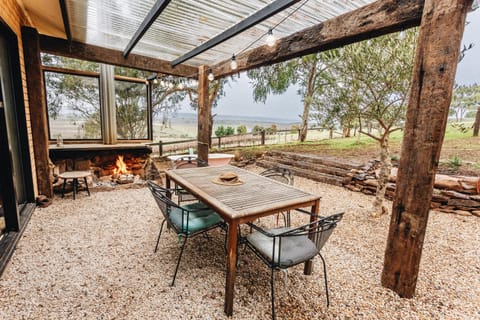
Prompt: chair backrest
<box><xmin>173</xmin><ymin>156</ymin><xmax>207</xmax><ymax>169</ymax></box>
<box><xmin>277</xmin><ymin>212</ymin><xmax>344</xmax><ymax>250</ymax></box>
<box><xmin>148</xmin><ymin>180</ymin><xmax>197</xmax><ymax>234</ymax></box>
<box><xmin>147</xmin><ymin>180</ymin><xmax>177</xmax><ymax>217</ymax></box>
<box><xmin>313</xmin><ymin>212</ymin><xmax>344</xmax><ymax>250</ymax></box>
<box><xmin>260</xmin><ymin>167</ymin><xmax>294</xmax><ymax>185</ymax></box>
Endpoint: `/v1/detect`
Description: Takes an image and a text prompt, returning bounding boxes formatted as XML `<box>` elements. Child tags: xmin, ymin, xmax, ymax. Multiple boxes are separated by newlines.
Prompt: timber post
<box><xmin>22</xmin><ymin>27</ymin><xmax>53</xmax><ymax>199</ymax></box>
<box><xmin>381</xmin><ymin>0</ymin><xmax>473</xmax><ymax>298</ymax></box>
<box><xmin>197</xmin><ymin>66</ymin><xmax>210</xmax><ymax>164</ymax></box>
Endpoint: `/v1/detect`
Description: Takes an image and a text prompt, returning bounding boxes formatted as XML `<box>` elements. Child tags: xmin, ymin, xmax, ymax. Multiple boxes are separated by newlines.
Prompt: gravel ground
<box><xmin>1</xmin><ymin>166</ymin><xmax>479</xmax><ymax>319</ymax></box>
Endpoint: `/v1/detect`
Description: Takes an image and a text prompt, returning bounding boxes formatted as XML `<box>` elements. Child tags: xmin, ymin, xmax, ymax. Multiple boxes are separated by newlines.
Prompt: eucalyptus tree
<box><xmin>450</xmin><ymin>83</ymin><xmax>480</xmax><ymax>123</ymax></box>
<box><xmin>247</xmin><ymin>52</ymin><xmax>337</xmax><ymax>142</ymax></box>
<box><xmin>331</xmin><ymin>30</ymin><xmax>417</xmax><ymax>217</ymax></box>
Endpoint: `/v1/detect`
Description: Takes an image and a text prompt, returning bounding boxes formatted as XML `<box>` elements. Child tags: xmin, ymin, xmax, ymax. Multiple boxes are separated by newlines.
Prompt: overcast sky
<box><xmin>181</xmin><ymin>9</ymin><xmax>480</xmax><ymax>120</ymax></box>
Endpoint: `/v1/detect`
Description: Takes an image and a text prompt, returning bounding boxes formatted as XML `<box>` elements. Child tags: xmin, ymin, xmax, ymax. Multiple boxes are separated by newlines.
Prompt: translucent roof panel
<box><xmin>66</xmin><ymin>0</ymin><xmax>375</xmax><ymax>67</ymax></box>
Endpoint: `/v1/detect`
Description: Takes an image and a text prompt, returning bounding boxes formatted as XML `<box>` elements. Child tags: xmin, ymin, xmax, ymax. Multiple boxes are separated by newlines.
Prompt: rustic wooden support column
<box><xmin>22</xmin><ymin>27</ymin><xmax>53</xmax><ymax>199</ymax></box>
<box><xmin>197</xmin><ymin>66</ymin><xmax>210</xmax><ymax>164</ymax></box>
<box><xmin>382</xmin><ymin>0</ymin><xmax>472</xmax><ymax>298</ymax></box>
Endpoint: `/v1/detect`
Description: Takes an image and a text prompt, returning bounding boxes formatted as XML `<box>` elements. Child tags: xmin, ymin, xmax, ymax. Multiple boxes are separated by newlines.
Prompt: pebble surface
<box><xmin>1</xmin><ymin>166</ymin><xmax>479</xmax><ymax>319</ymax></box>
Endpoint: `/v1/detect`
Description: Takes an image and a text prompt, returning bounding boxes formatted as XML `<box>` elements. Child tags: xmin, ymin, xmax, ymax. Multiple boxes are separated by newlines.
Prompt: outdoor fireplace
<box><xmin>49</xmin><ymin>144</ymin><xmax>153</xmax><ymax>191</ymax></box>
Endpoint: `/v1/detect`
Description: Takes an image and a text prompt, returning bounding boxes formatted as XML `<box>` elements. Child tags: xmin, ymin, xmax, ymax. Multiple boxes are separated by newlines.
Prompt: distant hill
<box><xmin>171</xmin><ymin>112</ymin><xmax>299</xmax><ymax>125</ymax></box>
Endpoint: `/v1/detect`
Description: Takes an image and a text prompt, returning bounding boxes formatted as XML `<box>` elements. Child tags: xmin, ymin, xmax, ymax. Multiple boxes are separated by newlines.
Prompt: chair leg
<box><xmin>270</xmin><ymin>268</ymin><xmax>276</xmax><ymax>320</ymax></box>
<box><xmin>171</xmin><ymin>236</ymin><xmax>188</xmax><ymax>286</ymax></box>
<box><xmin>154</xmin><ymin>219</ymin><xmax>166</xmax><ymax>253</ymax></box>
<box><xmin>318</xmin><ymin>253</ymin><xmax>330</xmax><ymax>307</ymax></box>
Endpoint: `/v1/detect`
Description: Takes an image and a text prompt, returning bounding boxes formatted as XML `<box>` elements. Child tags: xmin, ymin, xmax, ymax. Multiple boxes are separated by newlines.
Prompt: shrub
<box><xmin>236</xmin><ymin>125</ymin><xmax>247</xmax><ymax>135</ymax></box>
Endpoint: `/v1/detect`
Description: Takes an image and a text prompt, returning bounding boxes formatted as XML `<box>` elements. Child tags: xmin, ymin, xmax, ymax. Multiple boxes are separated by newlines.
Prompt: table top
<box><xmin>166</xmin><ymin>165</ymin><xmax>320</xmax><ymax>222</ymax></box>
<box><xmin>58</xmin><ymin>171</ymin><xmax>91</xmax><ymax>179</ymax></box>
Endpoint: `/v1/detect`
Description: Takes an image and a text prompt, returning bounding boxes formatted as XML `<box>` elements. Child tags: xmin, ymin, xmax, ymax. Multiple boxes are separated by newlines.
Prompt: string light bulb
<box><xmin>208</xmin><ymin>68</ymin><xmax>214</xmax><ymax>81</ymax></box>
<box><xmin>230</xmin><ymin>54</ymin><xmax>238</xmax><ymax>70</ymax></box>
<box><xmin>168</xmin><ymin>82</ymin><xmax>174</xmax><ymax>89</ymax></box>
<box><xmin>266</xmin><ymin>29</ymin><xmax>276</xmax><ymax>47</ymax></box>
<box><xmin>178</xmin><ymin>82</ymin><xmax>184</xmax><ymax>90</ymax></box>
<box><xmin>153</xmin><ymin>78</ymin><xmax>158</xmax><ymax>84</ymax></box>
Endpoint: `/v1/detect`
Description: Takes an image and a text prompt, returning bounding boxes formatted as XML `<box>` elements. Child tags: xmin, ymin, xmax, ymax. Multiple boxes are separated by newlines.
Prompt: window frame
<box><xmin>43</xmin><ymin>66</ymin><xmax>103</xmax><ymax>142</ymax></box>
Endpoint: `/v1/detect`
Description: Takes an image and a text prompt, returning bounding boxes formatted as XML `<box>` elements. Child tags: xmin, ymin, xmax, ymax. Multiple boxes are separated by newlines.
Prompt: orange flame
<box><xmin>112</xmin><ymin>155</ymin><xmax>130</xmax><ymax>176</ymax></box>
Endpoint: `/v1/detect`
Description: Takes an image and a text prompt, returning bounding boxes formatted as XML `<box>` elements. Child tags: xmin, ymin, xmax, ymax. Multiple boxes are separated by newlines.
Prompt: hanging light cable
<box><xmin>230</xmin><ymin>54</ymin><xmax>238</xmax><ymax>70</ymax></box>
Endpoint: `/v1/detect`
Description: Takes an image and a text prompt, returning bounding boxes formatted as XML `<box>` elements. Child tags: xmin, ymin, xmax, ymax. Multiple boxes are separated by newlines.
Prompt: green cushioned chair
<box><xmin>147</xmin><ymin>180</ymin><xmax>225</xmax><ymax>286</ymax></box>
<box><xmin>245</xmin><ymin>212</ymin><xmax>344</xmax><ymax>320</ymax></box>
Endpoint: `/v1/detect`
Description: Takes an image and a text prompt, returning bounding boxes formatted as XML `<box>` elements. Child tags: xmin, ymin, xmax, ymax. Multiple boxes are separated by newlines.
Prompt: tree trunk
<box><xmin>473</xmin><ymin>107</ymin><xmax>480</xmax><ymax>137</ymax></box>
<box><xmin>372</xmin><ymin>134</ymin><xmax>391</xmax><ymax>217</ymax></box>
<box><xmin>329</xmin><ymin>128</ymin><xmax>333</xmax><ymax>139</ymax></box>
<box><xmin>343</xmin><ymin>126</ymin><xmax>351</xmax><ymax>138</ymax></box>
<box><xmin>382</xmin><ymin>0</ymin><xmax>471</xmax><ymax>299</ymax></box>
<box><xmin>299</xmin><ymin>99</ymin><xmax>310</xmax><ymax>142</ymax></box>
<box><xmin>299</xmin><ymin>62</ymin><xmax>317</xmax><ymax>142</ymax></box>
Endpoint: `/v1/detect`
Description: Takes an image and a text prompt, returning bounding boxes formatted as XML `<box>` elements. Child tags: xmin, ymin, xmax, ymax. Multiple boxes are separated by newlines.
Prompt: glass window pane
<box><xmin>44</xmin><ymin>71</ymin><xmax>102</xmax><ymax>140</ymax></box>
<box><xmin>41</xmin><ymin>53</ymin><xmax>99</xmax><ymax>72</ymax></box>
<box><xmin>115</xmin><ymin>80</ymin><xmax>148</xmax><ymax>140</ymax></box>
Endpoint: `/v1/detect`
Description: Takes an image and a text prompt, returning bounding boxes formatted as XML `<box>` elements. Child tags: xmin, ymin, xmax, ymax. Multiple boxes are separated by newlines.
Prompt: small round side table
<box><xmin>58</xmin><ymin>171</ymin><xmax>91</xmax><ymax>200</ymax></box>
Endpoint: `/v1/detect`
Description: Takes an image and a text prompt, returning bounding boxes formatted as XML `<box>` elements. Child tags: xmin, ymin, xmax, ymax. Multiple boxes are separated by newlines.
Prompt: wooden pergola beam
<box><xmin>39</xmin><ymin>35</ymin><xmax>197</xmax><ymax>77</ymax></box>
<box><xmin>197</xmin><ymin>66</ymin><xmax>210</xmax><ymax>165</ymax></box>
<box><xmin>382</xmin><ymin>0</ymin><xmax>472</xmax><ymax>298</ymax></box>
<box><xmin>212</xmin><ymin>0</ymin><xmax>424</xmax><ymax>78</ymax></box>
<box><xmin>22</xmin><ymin>27</ymin><xmax>53</xmax><ymax>199</ymax></box>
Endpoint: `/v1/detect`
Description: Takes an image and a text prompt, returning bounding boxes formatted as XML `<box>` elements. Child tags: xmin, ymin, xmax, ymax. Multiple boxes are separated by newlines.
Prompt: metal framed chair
<box><xmin>244</xmin><ymin>212</ymin><xmax>344</xmax><ymax>320</ymax></box>
<box><xmin>172</xmin><ymin>156</ymin><xmax>208</xmax><ymax>205</ymax></box>
<box><xmin>147</xmin><ymin>180</ymin><xmax>225</xmax><ymax>286</ymax></box>
<box><xmin>260</xmin><ymin>167</ymin><xmax>294</xmax><ymax>226</ymax></box>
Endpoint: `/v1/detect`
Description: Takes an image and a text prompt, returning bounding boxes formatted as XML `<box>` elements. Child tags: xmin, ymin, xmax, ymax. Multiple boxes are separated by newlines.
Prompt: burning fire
<box><xmin>112</xmin><ymin>155</ymin><xmax>130</xmax><ymax>176</ymax></box>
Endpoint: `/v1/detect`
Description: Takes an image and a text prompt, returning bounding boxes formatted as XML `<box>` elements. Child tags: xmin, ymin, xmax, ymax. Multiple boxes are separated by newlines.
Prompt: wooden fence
<box><xmin>148</xmin><ymin>128</ymin><xmax>333</xmax><ymax>157</ymax></box>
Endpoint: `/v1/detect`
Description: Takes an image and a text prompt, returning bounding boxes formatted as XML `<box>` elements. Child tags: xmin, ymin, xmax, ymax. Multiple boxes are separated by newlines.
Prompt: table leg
<box><xmin>61</xmin><ymin>179</ymin><xmax>66</xmax><ymax>198</ymax></box>
<box><xmin>224</xmin><ymin>220</ymin><xmax>238</xmax><ymax>316</ymax></box>
<box><xmin>73</xmin><ymin>178</ymin><xmax>77</xmax><ymax>200</ymax></box>
<box><xmin>165</xmin><ymin>176</ymin><xmax>171</xmax><ymax>199</ymax></box>
<box><xmin>304</xmin><ymin>199</ymin><xmax>320</xmax><ymax>275</ymax></box>
<box><xmin>84</xmin><ymin>177</ymin><xmax>90</xmax><ymax>196</ymax></box>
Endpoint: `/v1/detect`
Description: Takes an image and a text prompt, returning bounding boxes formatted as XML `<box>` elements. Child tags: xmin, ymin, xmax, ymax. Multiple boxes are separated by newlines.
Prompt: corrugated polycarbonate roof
<box><xmin>66</xmin><ymin>0</ymin><xmax>375</xmax><ymax>67</ymax></box>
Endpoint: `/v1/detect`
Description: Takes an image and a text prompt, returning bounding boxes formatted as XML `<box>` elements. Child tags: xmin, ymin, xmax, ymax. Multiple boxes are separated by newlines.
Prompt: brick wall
<box><xmin>0</xmin><ymin>0</ymin><xmax>38</xmax><ymax>195</ymax></box>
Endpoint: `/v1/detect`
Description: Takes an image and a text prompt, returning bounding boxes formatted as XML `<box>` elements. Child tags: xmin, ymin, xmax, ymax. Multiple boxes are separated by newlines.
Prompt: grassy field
<box><xmin>230</xmin><ymin>122</ymin><xmax>480</xmax><ymax>176</ymax></box>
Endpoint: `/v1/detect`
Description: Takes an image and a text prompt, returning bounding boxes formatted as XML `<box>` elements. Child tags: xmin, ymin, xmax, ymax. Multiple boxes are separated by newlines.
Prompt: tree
<box><xmin>247</xmin><ymin>52</ymin><xmax>337</xmax><ymax>142</ymax></box>
<box><xmin>215</xmin><ymin>125</ymin><xmax>226</xmax><ymax>137</ymax></box>
<box><xmin>225</xmin><ymin>126</ymin><xmax>235</xmax><ymax>136</ymax></box>
<box><xmin>236</xmin><ymin>125</ymin><xmax>247</xmax><ymax>135</ymax></box>
<box><xmin>252</xmin><ymin>125</ymin><xmax>264</xmax><ymax>134</ymax></box>
<box><xmin>315</xmin><ymin>30</ymin><xmax>418</xmax><ymax>217</ymax></box>
<box><xmin>449</xmin><ymin>83</ymin><xmax>480</xmax><ymax>123</ymax></box>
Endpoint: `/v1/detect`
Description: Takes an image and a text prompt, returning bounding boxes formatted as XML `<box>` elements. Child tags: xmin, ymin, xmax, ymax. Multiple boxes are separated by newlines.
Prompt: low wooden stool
<box><xmin>58</xmin><ymin>171</ymin><xmax>91</xmax><ymax>200</ymax></box>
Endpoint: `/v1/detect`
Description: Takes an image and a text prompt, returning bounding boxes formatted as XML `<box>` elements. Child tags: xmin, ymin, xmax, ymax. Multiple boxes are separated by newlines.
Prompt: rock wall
<box><xmin>346</xmin><ymin>160</ymin><xmax>480</xmax><ymax>217</ymax></box>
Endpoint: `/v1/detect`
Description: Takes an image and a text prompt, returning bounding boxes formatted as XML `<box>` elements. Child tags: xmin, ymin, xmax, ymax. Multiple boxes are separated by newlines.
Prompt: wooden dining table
<box><xmin>165</xmin><ymin>165</ymin><xmax>321</xmax><ymax>316</ymax></box>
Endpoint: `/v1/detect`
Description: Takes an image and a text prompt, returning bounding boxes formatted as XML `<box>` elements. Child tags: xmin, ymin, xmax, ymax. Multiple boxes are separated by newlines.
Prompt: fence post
<box><xmin>158</xmin><ymin>140</ymin><xmax>163</xmax><ymax>157</ymax></box>
<box><xmin>218</xmin><ymin>137</ymin><xmax>221</xmax><ymax>148</ymax></box>
<box><xmin>261</xmin><ymin>130</ymin><xmax>266</xmax><ymax>145</ymax></box>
